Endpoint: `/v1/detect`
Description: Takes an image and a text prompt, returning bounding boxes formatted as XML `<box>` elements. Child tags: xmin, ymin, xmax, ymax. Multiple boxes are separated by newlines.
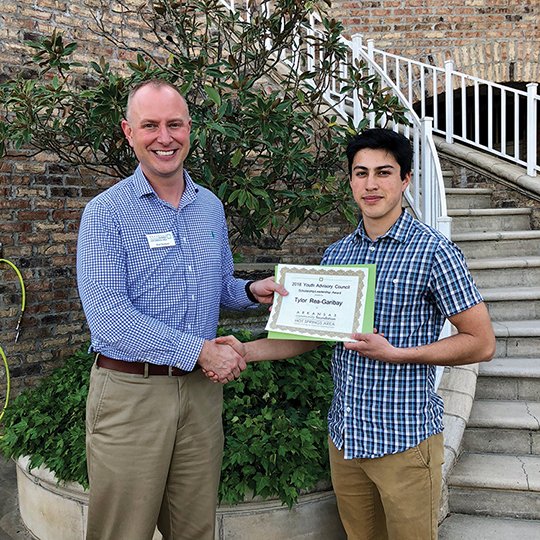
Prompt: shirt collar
<box><xmin>353</xmin><ymin>209</ymin><xmax>413</xmax><ymax>244</ymax></box>
<box><xmin>131</xmin><ymin>165</ymin><xmax>199</xmax><ymax>208</ymax></box>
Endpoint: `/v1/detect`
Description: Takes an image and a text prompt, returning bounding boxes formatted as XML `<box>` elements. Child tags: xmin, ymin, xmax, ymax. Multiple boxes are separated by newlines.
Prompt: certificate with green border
<box><xmin>266</xmin><ymin>264</ymin><xmax>376</xmax><ymax>341</ymax></box>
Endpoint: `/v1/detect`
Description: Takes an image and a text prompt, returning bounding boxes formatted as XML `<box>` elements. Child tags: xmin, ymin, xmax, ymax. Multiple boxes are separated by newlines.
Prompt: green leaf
<box><xmin>230</xmin><ymin>148</ymin><xmax>242</xmax><ymax>167</ymax></box>
<box><xmin>204</xmin><ymin>85</ymin><xmax>221</xmax><ymax>107</ymax></box>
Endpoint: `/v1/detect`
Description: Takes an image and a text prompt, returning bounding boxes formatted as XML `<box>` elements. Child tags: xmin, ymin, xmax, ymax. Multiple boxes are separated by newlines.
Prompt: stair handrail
<box><xmin>218</xmin><ymin>0</ymin><xmax>450</xmax><ymax>237</ymax></box>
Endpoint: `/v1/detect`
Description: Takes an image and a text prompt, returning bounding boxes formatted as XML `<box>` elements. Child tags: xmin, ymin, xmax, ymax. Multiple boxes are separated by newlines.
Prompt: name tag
<box><xmin>146</xmin><ymin>232</ymin><xmax>176</xmax><ymax>248</ymax></box>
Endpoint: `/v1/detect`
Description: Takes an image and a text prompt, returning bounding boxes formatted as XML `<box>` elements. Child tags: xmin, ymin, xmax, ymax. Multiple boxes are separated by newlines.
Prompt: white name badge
<box><xmin>146</xmin><ymin>232</ymin><xmax>176</xmax><ymax>248</ymax></box>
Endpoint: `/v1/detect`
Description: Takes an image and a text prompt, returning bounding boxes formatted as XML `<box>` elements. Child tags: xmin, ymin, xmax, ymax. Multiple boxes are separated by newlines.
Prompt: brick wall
<box><xmin>336</xmin><ymin>0</ymin><xmax>540</xmax><ymax>82</ymax></box>
<box><xmin>0</xmin><ymin>0</ymin><xmax>538</xmax><ymax>397</ymax></box>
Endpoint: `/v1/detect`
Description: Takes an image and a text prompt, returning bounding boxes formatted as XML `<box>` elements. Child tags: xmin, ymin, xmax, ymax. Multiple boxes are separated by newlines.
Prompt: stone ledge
<box><xmin>15</xmin><ymin>457</ymin><xmax>345</xmax><ymax>540</ymax></box>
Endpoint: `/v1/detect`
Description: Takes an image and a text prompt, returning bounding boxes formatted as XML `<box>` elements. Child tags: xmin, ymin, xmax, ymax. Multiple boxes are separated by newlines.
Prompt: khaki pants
<box><xmin>329</xmin><ymin>433</ymin><xmax>444</xmax><ymax>540</ymax></box>
<box><xmin>85</xmin><ymin>363</ymin><xmax>224</xmax><ymax>540</ymax></box>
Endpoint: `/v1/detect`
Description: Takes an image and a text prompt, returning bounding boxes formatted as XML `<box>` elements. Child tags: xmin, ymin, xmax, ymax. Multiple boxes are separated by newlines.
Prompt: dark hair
<box><xmin>346</xmin><ymin>128</ymin><xmax>413</xmax><ymax>180</ymax></box>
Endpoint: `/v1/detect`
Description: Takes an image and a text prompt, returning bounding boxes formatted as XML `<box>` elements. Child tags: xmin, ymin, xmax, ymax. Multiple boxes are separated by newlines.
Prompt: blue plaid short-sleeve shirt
<box><xmin>322</xmin><ymin>210</ymin><xmax>483</xmax><ymax>459</ymax></box>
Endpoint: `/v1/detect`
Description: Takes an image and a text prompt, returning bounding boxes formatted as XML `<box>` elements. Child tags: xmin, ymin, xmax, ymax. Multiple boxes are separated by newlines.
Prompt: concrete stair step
<box><xmin>448</xmin><ymin>208</ymin><xmax>531</xmax><ymax>233</ymax></box>
<box><xmin>463</xmin><ymin>399</ymin><xmax>540</xmax><ymax>455</ymax></box>
<box><xmin>483</xmin><ymin>286</ymin><xmax>540</xmax><ymax>321</ymax></box>
<box><xmin>448</xmin><ymin>453</ymin><xmax>540</xmax><ymax>519</ymax></box>
<box><xmin>446</xmin><ymin>188</ymin><xmax>493</xmax><ymax>209</ymax></box>
<box><xmin>453</xmin><ymin>230</ymin><xmax>540</xmax><ymax>258</ymax></box>
<box><xmin>438</xmin><ymin>513</ymin><xmax>540</xmax><ymax>540</ymax></box>
<box><xmin>493</xmin><ymin>319</ymin><xmax>540</xmax><ymax>360</ymax></box>
<box><xmin>476</xmin><ymin>357</ymin><xmax>540</xmax><ymax>401</ymax></box>
<box><xmin>469</xmin><ymin>399</ymin><xmax>540</xmax><ymax>430</ymax></box>
<box><xmin>479</xmin><ymin>357</ymin><xmax>540</xmax><ymax>379</ymax></box>
<box><xmin>467</xmin><ymin>256</ymin><xmax>540</xmax><ymax>288</ymax></box>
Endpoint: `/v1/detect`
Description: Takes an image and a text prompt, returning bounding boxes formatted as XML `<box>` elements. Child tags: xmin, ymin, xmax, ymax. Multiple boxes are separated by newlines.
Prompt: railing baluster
<box><xmin>501</xmin><ymin>90</ymin><xmax>507</xmax><ymax>155</ymax></box>
<box><xmin>474</xmin><ymin>81</ymin><xmax>480</xmax><ymax>144</ymax></box>
<box><xmin>514</xmin><ymin>89</ymin><xmax>520</xmax><ymax>160</ymax></box>
<box><xmin>444</xmin><ymin>61</ymin><xmax>454</xmax><ymax>143</ymax></box>
<box><xmin>432</xmin><ymin>69</ymin><xmax>438</xmax><ymax>132</ymax></box>
<box><xmin>487</xmin><ymin>84</ymin><xmax>493</xmax><ymax>150</ymax></box>
<box><xmin>526</xmin><ymin>83</ymin><xmax>538</xmax><ymax>177</ymax></box>
<box><xmin>461</xmin><ymin>77</ymin><xmax>467</xmax><ymax>140</ymax></box>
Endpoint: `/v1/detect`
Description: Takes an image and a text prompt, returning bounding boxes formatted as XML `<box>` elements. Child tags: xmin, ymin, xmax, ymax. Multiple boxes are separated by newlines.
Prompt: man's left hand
<box><xmin>343</xmin><ymin>329</ymin><xmax>400</xmax><ymax>363</ymax></box>
<box><xmin>249</xmin><ymin>276</ymin><xmax>288</xmax><ymax>304</ymax></box>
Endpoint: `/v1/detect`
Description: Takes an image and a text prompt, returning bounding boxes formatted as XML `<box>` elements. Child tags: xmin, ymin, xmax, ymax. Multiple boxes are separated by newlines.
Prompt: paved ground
<box><xmin>0</xmin><ymin>456</ymin><xmax>31</xmax><ymax>540</ymax></box>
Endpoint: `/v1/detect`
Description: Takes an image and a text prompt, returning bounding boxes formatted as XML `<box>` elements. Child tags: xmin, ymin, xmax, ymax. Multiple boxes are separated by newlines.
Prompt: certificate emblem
<box><xmin>266</xmin><ymin>264</ymin><xmax>376</xmax><ymax>342</ymax></box>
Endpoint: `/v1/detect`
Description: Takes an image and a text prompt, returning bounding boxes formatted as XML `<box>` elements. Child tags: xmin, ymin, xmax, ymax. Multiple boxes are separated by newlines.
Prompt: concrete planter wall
<box><xmin>15</xmin><ymin>456</ymin><xmax>345</xmax><ymax>540</ymax></box>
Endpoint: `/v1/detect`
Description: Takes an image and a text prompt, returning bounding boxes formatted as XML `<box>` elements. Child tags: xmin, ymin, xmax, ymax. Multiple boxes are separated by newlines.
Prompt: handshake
<box><xmin>197</xmin><ymin>334</ymin><xmax>251</xmax><ymax>384</ymax></box>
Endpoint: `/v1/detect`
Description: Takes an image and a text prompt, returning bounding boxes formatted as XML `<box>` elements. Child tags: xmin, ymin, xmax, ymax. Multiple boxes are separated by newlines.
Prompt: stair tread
<box><xmin>446</xmin><ymin>187</ymin><xmax>493</xmax><ymax>194</ymax></box>
<box><xmin>449</xmin><ymin>453</ymin><xmax>540</xmax><ymax>491</ymax></box>
<box><xmin>448</xmin><ymin>208</ymin><xmax>531</xmax><ymax>216</ymax></box>
<box><xmin>480</xmin><ymin>357</ymin><xmax>540</xmax><ymax>378</ymax></box>
<box><xmin>452</xmin><ymin>230</ymin><xmax>540</xmax><ymax>241</ymax></box>
<box><xmin>438</xmin><ymin>513</ymin><xmax>540</xmax><ymax>540</ymax></box>
<box><xmin>482</xmin><ymin>286</ymin><xmax>540</xmax><ymax>301</ymax></box>
<box><xmin>467</xmin><ymin>256</ymin><xmax>540</xmax><ymax>269</ymax></box>
<box><xmin>492</xmin><ymin>319</ymin><xmax>540</xmax><ymax>337</ymax></box>
<box><xmin>468</xmin><ymin>399</ymin><xmax>540</xmax><ymax>430</ymax></box>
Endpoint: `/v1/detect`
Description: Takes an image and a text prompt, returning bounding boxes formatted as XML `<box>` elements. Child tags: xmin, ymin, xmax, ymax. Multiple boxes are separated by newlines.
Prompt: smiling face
<box><xmin>350</xmin><ymin>148</ymin><xmax>411</xmax><ymax>239</ymax></box>
<box><xmin>121</xmin><ymin>83</ymin><xmax>192</xmax><ymax>189</ymax></box>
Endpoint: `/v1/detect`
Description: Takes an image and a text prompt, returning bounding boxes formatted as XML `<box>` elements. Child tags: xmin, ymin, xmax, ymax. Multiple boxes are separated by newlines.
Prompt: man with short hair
<box><xmin>77</xmin><ymin>79</ymin><xmax>285</xmax><ymax>540</ymax></box>
<box><xmin>223</xmin><ymin>128</ymin><xmax>495</xmax><ymax>540</ymax></box>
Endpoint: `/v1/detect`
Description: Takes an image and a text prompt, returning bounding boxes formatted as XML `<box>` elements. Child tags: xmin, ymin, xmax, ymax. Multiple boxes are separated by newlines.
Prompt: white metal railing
<box><xmin>219</xmin><ymin>0</ymin><xmax>451</xmax><ymax>238</ymax></box>
<box><xmin>365</xmin><ymin>43</ymin><xmax>539</xmax><ymax>177</ymax></box>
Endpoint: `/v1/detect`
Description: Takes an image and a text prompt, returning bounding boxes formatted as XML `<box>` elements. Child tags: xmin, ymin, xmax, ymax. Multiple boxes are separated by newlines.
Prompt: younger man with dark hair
<box><xmin>222</xmin><ymin>128</ymin><xmax>495</xmax><ymax>539</ymax></box>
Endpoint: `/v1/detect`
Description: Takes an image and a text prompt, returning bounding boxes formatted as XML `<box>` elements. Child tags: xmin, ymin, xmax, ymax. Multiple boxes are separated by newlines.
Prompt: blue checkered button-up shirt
<box><xmin>77</xmin><ymin>166</ymin><xmax>254</xmax><ymax>371</ymax></box>
<box><xmin>322</xmin><ymin>210</ymin><xmax>483</xmax><ymax>459</ymax></box>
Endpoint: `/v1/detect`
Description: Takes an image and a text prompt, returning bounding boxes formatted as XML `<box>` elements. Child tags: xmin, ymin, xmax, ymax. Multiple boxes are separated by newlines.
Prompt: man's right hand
<box><xmin>197</xmin><ymin>339</ymin><xmax>247</xmax><ymax>383</ymax></box>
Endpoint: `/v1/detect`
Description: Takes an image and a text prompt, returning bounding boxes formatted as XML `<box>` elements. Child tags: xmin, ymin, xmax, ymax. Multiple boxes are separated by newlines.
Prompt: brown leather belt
<box><xmin>96</xmin><ymin>354</ymin><xmax>196</xmax><ymax>377</ymax></box>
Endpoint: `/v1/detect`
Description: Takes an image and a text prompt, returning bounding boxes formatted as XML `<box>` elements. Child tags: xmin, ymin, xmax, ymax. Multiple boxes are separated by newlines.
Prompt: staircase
<box><xmin>438</xmin><ymin>174</ymin><xmax>540</xmax><ymax>539</ymax></box>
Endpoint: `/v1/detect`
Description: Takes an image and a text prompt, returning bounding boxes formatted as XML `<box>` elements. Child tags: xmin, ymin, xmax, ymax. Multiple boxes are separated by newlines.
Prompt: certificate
<box><xmin>266</xmin><ymin>264</ymin><xmax>376</xmax><ymax>342</ymax></box>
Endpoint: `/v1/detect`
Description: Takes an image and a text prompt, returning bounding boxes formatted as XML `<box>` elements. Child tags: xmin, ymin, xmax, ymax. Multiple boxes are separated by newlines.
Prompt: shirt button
<box><xmin>188</xmin><ymin>265</ymin><xmax>192</xmax><ymax>271</ymax></box>
<box><xmin>369</xmin><ymin>246</ymin><xmax>375</xmax><ymax>252</ymax></box>
<box><xmin>346</xmin><ymin>406</ymin><xmax>351</xmax><ymax>413</ymax></box>
<box><xmin>348</xmin><ymin>376</ymin><xmax>353</xmax><ymax>382</ymax></box>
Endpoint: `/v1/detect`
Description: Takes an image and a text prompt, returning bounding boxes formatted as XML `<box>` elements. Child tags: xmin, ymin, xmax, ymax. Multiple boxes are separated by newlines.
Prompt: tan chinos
<box><xmin>329</xmin><ymin>433</ymin><xmax>444</xmax><ymax>540</ymax></box>
<box><xmin>85</xmin><ymin>362</ymin><xmax>224</xmax><ymax>540</ymax></box>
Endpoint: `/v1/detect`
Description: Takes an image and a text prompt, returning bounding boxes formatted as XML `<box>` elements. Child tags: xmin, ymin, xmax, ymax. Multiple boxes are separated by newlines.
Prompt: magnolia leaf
<box><xmin>204</xmin><ymin>85</ymin><xmax>221</xmax><ymax>107</ymax></box>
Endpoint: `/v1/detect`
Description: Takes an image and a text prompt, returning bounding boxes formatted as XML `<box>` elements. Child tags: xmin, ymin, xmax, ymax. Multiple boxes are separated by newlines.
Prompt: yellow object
<box><xmin>0</xmin><ymin>258</ymin><xmax>26</xmax><ymax>425</ymax></box>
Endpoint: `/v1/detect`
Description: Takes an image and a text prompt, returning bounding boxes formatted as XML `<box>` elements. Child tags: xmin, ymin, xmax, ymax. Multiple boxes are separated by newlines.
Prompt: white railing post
<box><xmin>367</xmin><ymin>39</ymin><xmax>376</xmax><ymax>127</ymax></box>
<box><xmin>421</xmin><ymin>117</ymin><xmax>434</xmax><ymax>229</ymax></box>
<box><xmin>526</xmin><ymin>83</ymin><xmax>538</xmax><ymax>177</ymax></box>
<box><xmin>351</xmin><ymin>34</ymin><xmax>363</xmax><ymax>127</ymax></box>
<box><xmin>444</xmin><ymin>60</ymin><xmax>454</xmax><ymax>144</ymax></box>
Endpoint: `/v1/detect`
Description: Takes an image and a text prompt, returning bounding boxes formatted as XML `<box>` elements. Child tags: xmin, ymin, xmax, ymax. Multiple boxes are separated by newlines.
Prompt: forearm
<box><xmin>346</xmin><ymin>303</ymin><xmax>495</xmax><ymax>367</ymax></box>
<box><xmin>391</xmin><ymin>331</ymin><xmax>494</xmax><ymax>366</ymax></box>
<box><xmin>244</xmin><ymin>338</ymin><xmax>320</xmax><ymax>363</ymax></box>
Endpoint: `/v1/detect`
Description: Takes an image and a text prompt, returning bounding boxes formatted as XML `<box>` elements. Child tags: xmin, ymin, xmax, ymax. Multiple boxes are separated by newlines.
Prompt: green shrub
<box><xmin>0</xmin><ymin>347</ymin><xmax>93</xmax><ymax>487</ymax></box>
<box><xmin>0</xmin><ymin>330</ymin><xmax>334</xmax><ymax>507</ymax></box>
<box><xmin>219</xmin><ymin>329</ymin><xmax>333</xmax><ymax>507</ymax></box>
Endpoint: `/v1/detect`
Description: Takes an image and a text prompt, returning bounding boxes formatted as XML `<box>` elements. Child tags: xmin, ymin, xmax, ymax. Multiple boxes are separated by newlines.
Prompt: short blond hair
<box><xmin>125</xmin><ymin>79</ymin><xmax>189</xmax><ymax>121</ymax></box>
